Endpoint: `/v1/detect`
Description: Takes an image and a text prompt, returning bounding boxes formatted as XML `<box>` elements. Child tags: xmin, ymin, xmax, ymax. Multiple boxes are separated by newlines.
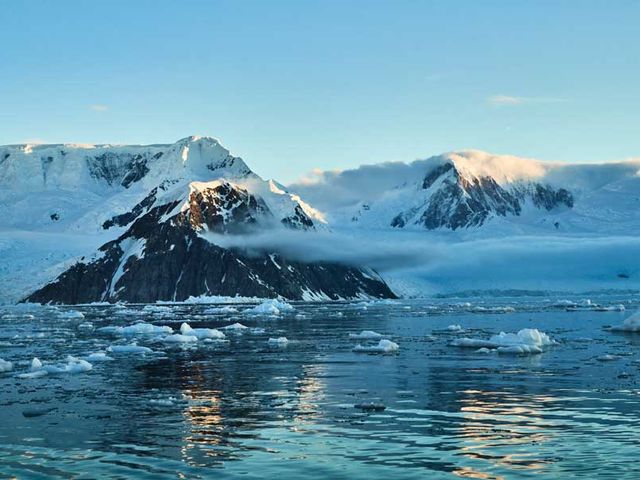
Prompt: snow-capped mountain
<box><xmin>0</xmin><ymin>136</ymin><xmax>393</xmax><ymax>303</ymax></box>
<box><xmin>2</xmin><ymin>138</ymin><xmax>640</xmax><ymax>303</ymax></box>
<box><xmin>289</xmin><ymin>150</ymin><xmax>640</xmax><ymax>235</ymax></box>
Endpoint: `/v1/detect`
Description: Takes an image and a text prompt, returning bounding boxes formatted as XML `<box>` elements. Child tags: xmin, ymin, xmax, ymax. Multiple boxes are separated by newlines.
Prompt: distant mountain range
<box><xmin>1</xmin><ymin>137</ymin><xmax>639</xmax><ymax>303</ymax></box>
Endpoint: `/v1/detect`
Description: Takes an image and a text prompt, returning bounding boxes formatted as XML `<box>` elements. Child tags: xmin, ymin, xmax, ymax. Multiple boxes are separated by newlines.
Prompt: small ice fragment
<box><xmin>31</xmin><ymin>358</ymin><xmax>42</xmax><ymax>370</ymax></box>
<box><xmin>203</xmin><ymin>306</ymin><xmax>239</xmax><ymax>314</ymax></box>
<box><xmin>447</xmin><ymin>324</ymin><xmax>463</xmax><ymax>332</ymax></box>
<box><xmin>107</xmin><ymin>344</ymin><xmax>153</xmax><ymax>354</ymax></box>
<box><xmin>0</xmin><ymin>358</ymin><xmax>13</xmax><ymax>372</ymax></box>
<box><xmin>349</xmin><ymin>330</ymin><xmax>384</xmax><ymax>340</ymax></box>
<box><xmin>353</xmin><ymin>339</ymin><xmax>399</xmax><ymax>353</ymax></box>
<box><xmin>246</xmin><ymin>299</ymin><xmax>294</xmax><ymax>316</ymax></box>
<box><xmin>267</xmin><ymin>337</ymin><xmax>289</xmax><ymax>346</ymax></box>
<box><xmin>85</xmin><ymin>352</ymin><xmax>114</xmax><ymax>362</ymax></box>
<box><xmin>476</xmin><ymin>347</ymin><xmax>493</xmax><ymax>354</ymax></box>
<box><xmin>98</xmin><ymin>322</ymin><xmax>173</xmax><ymax>336</ymax></box>
<box><xmin>149</xmin><ymin>398</ymin><xmax>175</xmax><ymax>406</ymax></box>
<box><xmin>180</xmin><ymin>322</ymin><xmax>225</xmax><ymax>339</ymax></box>
<box><xmin>162</xmin><ymin>334</ymin><xmax>198</xmax><ymax>343</ymax></box>
<box><xmin>77</xmin><ymin>322</ymin><xmax>94</xmax><ymax>331</ymax></box>
<box><xmin>611</xmin><ymin>311</ymin><xmax>640</xmax><ymax>332</ymax></box>
<box><xmin>222</xmin><ymin>322</ymin><xmax>248</xmax><ymax>331</ymax></box>
<box><xmin>142</xmin><ymin>305</ymin><xmax>174</xmax><ymax>314</ymax></box>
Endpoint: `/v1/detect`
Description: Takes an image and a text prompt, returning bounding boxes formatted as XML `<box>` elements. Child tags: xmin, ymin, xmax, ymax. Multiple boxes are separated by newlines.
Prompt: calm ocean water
<box><xmin>1</xmin><ymin>295</ymin><xmax>640</xmax><ymax>479</ymax></box>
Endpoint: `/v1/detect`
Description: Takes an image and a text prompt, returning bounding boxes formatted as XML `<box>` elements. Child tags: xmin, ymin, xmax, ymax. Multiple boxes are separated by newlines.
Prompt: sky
<box><xmin>1</xmin><ymin>0</ymin><xmax>639</xmax><ymax>183</ymax></box>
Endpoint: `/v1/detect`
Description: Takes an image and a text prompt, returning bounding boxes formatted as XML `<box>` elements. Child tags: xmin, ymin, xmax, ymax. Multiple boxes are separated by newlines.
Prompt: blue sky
<box><xmin>1</xmin><ymin>0</ymin><xmax>638</xmax><ymax>182</ymax></box>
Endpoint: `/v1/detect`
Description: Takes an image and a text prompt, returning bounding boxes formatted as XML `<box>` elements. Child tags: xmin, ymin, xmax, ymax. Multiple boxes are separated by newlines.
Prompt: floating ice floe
<box><xmin>447</xmin><ymin>324</ymin><xmax>464</xmax><ymax>332</ymax></box>
<box><xmin>353</xmin><ymin>339</ymin><xmax>399</xmax><ymax>353</ymax></box>
<box><xmin>180</xmin><ymin>322</ymin><xmax>225</xmax><ymax>340</ymax></box>
<box><xmin>18</xmin><ymin>356</ymin><xmax>92</xmax><ymax>378</ymax></box>
<box><xmin>610</xmin><ymin>311</ymin><xmax>640</xmax><ymax>332</ymax></box>
<box><xmin>267</xmin><ymin>337</ymin><xmax>289</xmax><ymax>346</ymax></box>
<box><xmin>107</xmin><ymin>344</ymin><xmax>153</xmax><ymax>355</ymax></box>
<box><xmin>58</xmin><ymin>310</ymin><xmax>85</xmax><ymax>320</ymax></box>
<box><xmin>451</xmin><ymin>328</ymin><xmax>556</xmax><ymax>355</ymax></box>
<box><xmin>85</xmin><ymin>352</ymin><xmax>114</xmax><ymax>362</ymax></box>
<box><xmin>161</xmin><ymin>334</ymin><xmax>199</xmax><ymax>343</ymax></box>
<box><xmin>142</xmin><ymin>305</ymin><xmax>174</xmax><ymax>314</ymax></box>
<box><xmin>77</xmin><ymin>322</ymin><xmax>94</xmax><ymax>331</ymax></box>
<box><xmin>0</xmin><ymin>358</ymin><xmax>13</xmax><ymax>372</ymax></box>
<box><xmin>203</xmin><ymin>306</ymin><xmax>239</xmax><ymax>314</ymax></box>
<box><xmin>98</xmin><ymin>322</ymin><xmax>173</xmax><ymax>336</ymax></box>
<box><xmin>245</xmin><ymin>299</ymin><xmax>294</xmax><ymax>316</ymax></box>
<box><xmin>349</xmin><ymin>330</ymin><xmax>384</xmax><ymax>340</ymax></box>
<box><xmin>222</xmin><ymin>322</ymin><xmax>248</xmax><ymax>331</ymax></box>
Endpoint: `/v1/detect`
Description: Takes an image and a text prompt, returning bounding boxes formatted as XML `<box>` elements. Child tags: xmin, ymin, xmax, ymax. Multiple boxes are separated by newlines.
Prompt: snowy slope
<box><xmin>0</xmin><ymin>136</ymin><xmax>330</xmax><ymax>303</ymax></box>
<box><xmin>288</xmin><ymin>150</ymin><xmax>640</xmax><ymax>236</ymax></box>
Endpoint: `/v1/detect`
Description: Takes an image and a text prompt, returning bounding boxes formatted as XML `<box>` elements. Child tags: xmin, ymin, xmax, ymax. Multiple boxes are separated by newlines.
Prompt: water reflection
<box><xmin>1</xmin><ymin>298</ymin><xmax>640</xmax><ymax>478</ymax></box>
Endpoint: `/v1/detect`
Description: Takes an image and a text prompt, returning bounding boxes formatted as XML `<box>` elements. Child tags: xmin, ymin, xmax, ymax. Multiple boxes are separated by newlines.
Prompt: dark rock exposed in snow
<box><xmin>27</xmin><ymin>183</ymin><xmax>394</xmax><ymax>304</ymax></box>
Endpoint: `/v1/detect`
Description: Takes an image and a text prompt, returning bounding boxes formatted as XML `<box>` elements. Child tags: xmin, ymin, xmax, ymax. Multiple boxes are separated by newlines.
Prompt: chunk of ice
<box><xmin>349</xmin><ymin>330</ymin><xmax>384</xmax><ymax>339</ymax></box>
<box><xmin>180</xmin><ymin>322</ymin><xmax>225</xmax><ymax>339</ymax></box>
<box><xmin>267</xmin><ymin>337</ymin><xmax>289</xmax><ymax>346</ymax></box>
<box><xmin>353</xmin><ymin>339</ymin><xmax>399</xmax><ymax>353</ymax></box>
<box><xmin>611</xmin><ymin>311</ymin><xmax>640</xmax><ymax>332</ymax></box>
<box><xmin>107</xmin><ymin>344</ymin><xmax>153</xmax><ymax>354</ymax></box>
<box><xmin>0</xmin><ymin>358</ymin><xmax>13</xmax><ymax>372</ymax></box>
<box><xmin>246</xmin><ymin>299</ymin><xmax>294</xmax><ymax>316</ymax></box>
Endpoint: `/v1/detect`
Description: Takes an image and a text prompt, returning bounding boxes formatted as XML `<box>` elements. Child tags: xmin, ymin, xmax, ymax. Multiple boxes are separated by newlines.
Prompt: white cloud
<box><xmin>89</xmin><ymin>104</ymin><xmax>109</xmax><ymax>112</ymax></box>
<box><xmin>488</xmin><ymin>95</ymin><xmax>566</xmax><ymax>107</ymax></box>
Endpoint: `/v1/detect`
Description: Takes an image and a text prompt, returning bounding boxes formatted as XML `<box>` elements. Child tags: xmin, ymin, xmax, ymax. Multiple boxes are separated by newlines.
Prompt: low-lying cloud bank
<box><xmin>205</xmin><ymin>230</ymin><xmax>640</xmax><ymax>294</ymax></box>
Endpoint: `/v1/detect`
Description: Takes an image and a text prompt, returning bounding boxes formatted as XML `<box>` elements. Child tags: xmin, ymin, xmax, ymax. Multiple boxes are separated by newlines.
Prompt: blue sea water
<box><xmin>1</xmin><ymin>294</ymin><xmax>640</xmax><ymax>479</ymax></box>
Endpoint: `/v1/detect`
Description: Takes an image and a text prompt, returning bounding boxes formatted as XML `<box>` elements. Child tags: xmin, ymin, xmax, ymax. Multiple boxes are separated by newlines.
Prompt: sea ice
<box><xmin>107</xmin><ymin>344</ymin><xmax>153</xmax><ymax>354</ymax></box>
<box><xmin>142</xmin><ymin>305</ymin><xmax>174</xmax><ymax>314</ymax></box>
<box><xmin>353</xmin><ymin>339</ymin><xmax>399</xmax><ymax>353</ymax></box>
<box><xmin>58</xmin><ymin>310</ymin><xmax>85</xmax><ymax>320</ymax></box>
<box><xmin>203</xmin><ymin>306</ymin><xmax>239</xmax><ymax>314</ymax></box>
<box><xmin>19</xmin><ymin>356</ymin><xmax>92</xmax><ymax>377</ymax></box>
<box><xmin>0</xmin><ymin>358</ymin><xmax>13</xmax><ymax>372</ymax></box>
<box><xmin>447</xmin><ymin>324</ymin><xmax>464</xmax><ymax>332</ymax></box>
<box><xmin>98</xmin><ymin>322</ymin><xmax>173</xmax><ymax>336</ymax></box>
<box><xmin>451</xmin><ymin>328</ymin><xmax>555</xmax><ymax>355</ymax></box>
<box><xmin>267</xmin><ymin>337</ymin><xmax>289</xmax><ymax>346</ymax></box>
<box><xmin>222</xmin><ymin>322</ymin><xmax>248</xmax><ymax>331</ymax></box>
<box><xmin>162</xmin><ymin>334</ymin><xmax>199</xmax><ymax>343</ymax></box>
<box><xmin>349</xmin><ymin>330</ymin><xmax>384</xmax><ymax>339</ymax></box>
<box><xmin>610</xmin><ymin>311</ymin><xmax>640</xmax><ymax>332</ymax></box>
<box><xmin>246</xmin><ymin>299</ymin><xmax>294</xmax><ymax>315</ymax></box>
<box><xmin>85</xmin><ymin>352</ymin><xmax>114</xmax><ymax>362</ymax></box>
<box><xmin>180</xmin><ymin>322</ymin><xmax>225</xmax><ymax>339</ymax></box>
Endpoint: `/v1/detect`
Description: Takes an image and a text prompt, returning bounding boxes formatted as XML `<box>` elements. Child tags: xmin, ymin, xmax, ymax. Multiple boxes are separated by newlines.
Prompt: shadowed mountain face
<box><xmin>26</xmin><ymin>181</ymin><xmax>395</xmax><ymax>304</ymax></box>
